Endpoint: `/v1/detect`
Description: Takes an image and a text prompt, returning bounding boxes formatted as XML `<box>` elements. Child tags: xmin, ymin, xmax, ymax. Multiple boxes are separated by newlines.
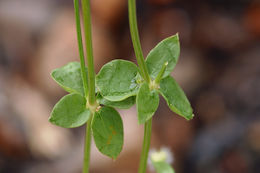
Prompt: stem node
<box><xmin>128</xmin><ymin>1</ymin><xmax>153</xmax><ymax>172</ymax></box>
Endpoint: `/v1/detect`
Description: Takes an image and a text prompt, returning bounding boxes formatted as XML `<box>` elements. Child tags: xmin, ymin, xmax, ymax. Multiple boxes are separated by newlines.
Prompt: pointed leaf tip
<box><xmin>146</xmin><ymin>34</ymin><xmax>180</xmax><ymax>79</ymax></box>
<box><xmin>159</xmin><ymin>76</ymin><xmax>193</xmax><ymax>120</ymax></box>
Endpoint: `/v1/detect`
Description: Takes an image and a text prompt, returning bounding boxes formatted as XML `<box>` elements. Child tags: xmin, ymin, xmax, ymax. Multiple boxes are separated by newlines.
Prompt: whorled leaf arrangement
<box><xmin>48</xmin><ymin>0</ymin><xmax>194</xmax><ymax>172</ymax></box>
<box><xmin>49</xmin><ymin>0</ymin><xmax>126</xmax><ymax>161</ymax></box>
<box><xmin>49</xmin><ymin>61</ymin><xmax>127</xmax><ymax>159</ymax></box>
<box><xmin>96</xmin><ymin>34</ymin><xmax>194</xmax><ymax>124</ymax></box>
<box><xmin>49</xmin><ymin>34</ymin><xmax>193</xmax><ymax>166</ymax></box>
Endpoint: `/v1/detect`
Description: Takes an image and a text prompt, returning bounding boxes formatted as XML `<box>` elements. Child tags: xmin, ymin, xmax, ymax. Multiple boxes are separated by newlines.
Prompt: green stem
<box><xmin>74</xmin><ymin>0</ymin><xmax>88</xmax><ymax>98</ymax></box>
<box><xmin>83</xmin><ymin>114</ymin><xmax>93</xmax><ymax>173</ymax></box>
<box><xmin>128</xmin><ymin>0</ymin><xmax>150</xmax><ymax>84</ymax></box>
<box><xmin>128</xmin><ymin>1</ymin><xmax>153</xmax><ymax>172</ymax></box>
<box><xmin>128</xmin><ymin>0</ymin><xmax>153</xmax><ymax>172</ymax></box>
<box><xmin>81</xmin><ymin>0</ymin><xmax>96</xmax><ymax>105</ymax></box>
<box><xmin>76</xmin><ymin>0</ymin><xmax>96</xmax><ymax>172</ymax></box>
<box><xmin>138</xmin><ymin>118</ymin><xmax>152</xmax><ymax>173</ymax></box>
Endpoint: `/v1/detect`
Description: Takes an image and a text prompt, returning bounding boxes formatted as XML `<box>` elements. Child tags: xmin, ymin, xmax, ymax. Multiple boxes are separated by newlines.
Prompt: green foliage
<box><xmin>97</xmin><ymin>94</ymin><xmax>135</xmax><ymax>109</ymax></box>
<box><xmin>96</xmin><ymin>59</ymin><xmax>139</xmax><ymax>101</ymax></box>
<box><xmin>48</xmin><ymin>1</ymin><xmax>192</xmax><ymax>172</ymax></box>
<box><xmin>51</xmin><ymin>62</ymin><xmax>86</xmax><ymax>96</ymax></box>
<box><xmin>95</xmin><ymin>35</ymin><xmax>193</xmax><ymax>123</ymax></box>
<box><xmin>159</xmin><ymin>76</ymin><xmax>194</xmax><ymax>120</ymax></box>
<box><xmin>49</xmin><ymin>93</ymin><xmax>91</xmax><ymax>128</ymax></box>
<box><xmin>137</xmin><ymin>83</ymin><xmax>159</xmax><ymax>124</ymax></box>
<box><xmin>146</xmin><ymin>35</ymin><xmax>180</xmax><ymax>79</ymax></box>
<box><xmin>49</xmin><ymin>34</ymin><xmax>193</xmax><ymax>161</ymax></box>
<box><xmin>141</xmin><ymin>34</ymin><xmax>193</xmax><ymax>122</ymax></box>
<box><xmin>152</xmin><ymin>161</ymin><xmax>175</xmax><ymax>173</ymax></box>
<box><xmin>92</xmin><ymin>106</ymin><xmax>124</xmax><ymax>159</ymax></box>
<box><xmin>50</xmin><ymin>0</ymin><xmax>194</xmax><ymax>166</ymax></box>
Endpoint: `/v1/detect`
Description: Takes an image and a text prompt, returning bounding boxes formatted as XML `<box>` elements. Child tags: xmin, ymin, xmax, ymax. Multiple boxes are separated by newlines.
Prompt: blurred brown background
<box><xmin>0</xmin><ymin>0</ymin><xmax>260</xmax><ymax>172</ymax></box>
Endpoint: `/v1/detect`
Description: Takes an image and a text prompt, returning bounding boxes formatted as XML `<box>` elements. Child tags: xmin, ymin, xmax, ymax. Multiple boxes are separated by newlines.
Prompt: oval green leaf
<box><xmin>97</xmin><ymin>94</ymin><xmax>135</xmax><ymax>109</ymax></box>
<box><xmin>49</xmin><ymin>93</ymin><xmax>90</xmax><ymax>128</ymax></box>
<box><xmin>96</xmin><ymin>59</ymin><xmax>139</xmax><ymax>101</ymax></box>
<box><xmin>146</xmin><ymin>34</ymin><xmax>180</xmax><ymax>79</ymax></box>
<box><xmin>51</xmin><ymin>62</ymin><xmax>87</xmax><ymax>96</ymax></box>
<box><xmin>159</xmin><ymin>76</ymin><xmax>193</xmax><ymax>120</ymax></box>
<box><xmin>137</xmin><ymin>83</ymin><xmax>159</xmax><ymax>124</ymax></box>
<box><xmin>152</xmin><ymin>161</ymin><xmax>175</xmax><ymax>173</ymax></box>
<box><xmin>92</xmin><ymin>106</ymin><xmax>124</xmax><ymax>159</ymax></box>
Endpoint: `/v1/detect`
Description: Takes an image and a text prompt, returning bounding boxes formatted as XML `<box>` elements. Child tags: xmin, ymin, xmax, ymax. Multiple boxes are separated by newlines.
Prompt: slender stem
<box><xmin>128</xmin><ymin>0</ymin><xmax>150</xmax><ymax>84</ymax></box>
<box><xmin>81</xmin><ymin>0</ymin><xmax>96</xmax><ymax>105</ymax></box>
<box><xmin>74</xmin><ymin>0</ymin><xmax>88</xmax><ymax>98</ymax></box>
<box><xmin>83</xmin><ymin>115</ymin><xmax>93</xmax><ymax>173</ymax></box>
<box><xmin>128</xmin><ymin>1</ymin><xmax>153</xmax><ymax>172</ymax></box>
<box><xmin>138</xmin><ymin>118</ymin><xmax>152</xmax><ymax>173</ymax></box>
<box><xmin>75</xmin><ymin>0</ymin><xmax>96</xmax><ymax>172</ymax></box>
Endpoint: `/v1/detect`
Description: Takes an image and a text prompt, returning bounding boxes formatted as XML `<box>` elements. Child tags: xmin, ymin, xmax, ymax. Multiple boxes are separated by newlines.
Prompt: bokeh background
<box><xmin>0</xmin><ymin>0</ymin><xmax>260</xmax><ymax>172</ymax></box>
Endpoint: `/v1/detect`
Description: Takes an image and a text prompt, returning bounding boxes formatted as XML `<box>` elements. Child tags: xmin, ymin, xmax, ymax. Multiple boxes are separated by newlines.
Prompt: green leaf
<box><xmin>137</xmin><ymin>83</ymin><xmax>159</xmax><ymax>124</ymax></box>
<box><xmin>159</xmin><ymin>76</ymin><xmax>193</xmax><ymax>120</ymax></box>
<box><xmin>97</xmin><ymin>94</ymin><xmax>135</xmax><ymax>109</ymax></box>
<box><xmin>49</xmin><ymin>93</ymin><xmax>90</xmax><ymax>128</ymax></box>
<box><xmin>96</xmin><ymin>59</ymin><xmax>139</xmax><ymax>101</ymax></box>
<box><xmin>152</xmin><ymin>161</ymin><xmax>175</xmax><ymax>173</ymax></box>
<box><xmin>92</xmin><ymin>106</ymin><xmax>124</xmax><ymax>159</ymax></box>
<box><xmin>51</xmin><ymin>62</ymin><xmax>86</xmax><ymax>96</ymax></box>
<box><xmin>146</xmin><ymin>34</ymin><xmax>180</xmax><ymax>79</ymax></box>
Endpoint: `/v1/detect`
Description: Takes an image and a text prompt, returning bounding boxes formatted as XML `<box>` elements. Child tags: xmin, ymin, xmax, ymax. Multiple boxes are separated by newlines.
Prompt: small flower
<box><xmin>148</xmin><ymin>147</ymin><xmax>174</xmax><ymax>171</ymax></box>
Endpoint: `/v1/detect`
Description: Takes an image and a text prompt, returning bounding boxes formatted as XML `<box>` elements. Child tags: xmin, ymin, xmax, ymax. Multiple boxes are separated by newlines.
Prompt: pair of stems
<box><xmin>74</xmin><ymin>0</ymin><xmax>152</xmax><ymax>172</ymax></box>
<box><xmin>74</xmin><ymin>0</ymin><xmax>95</xmax><ymax>173</ymax></box>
